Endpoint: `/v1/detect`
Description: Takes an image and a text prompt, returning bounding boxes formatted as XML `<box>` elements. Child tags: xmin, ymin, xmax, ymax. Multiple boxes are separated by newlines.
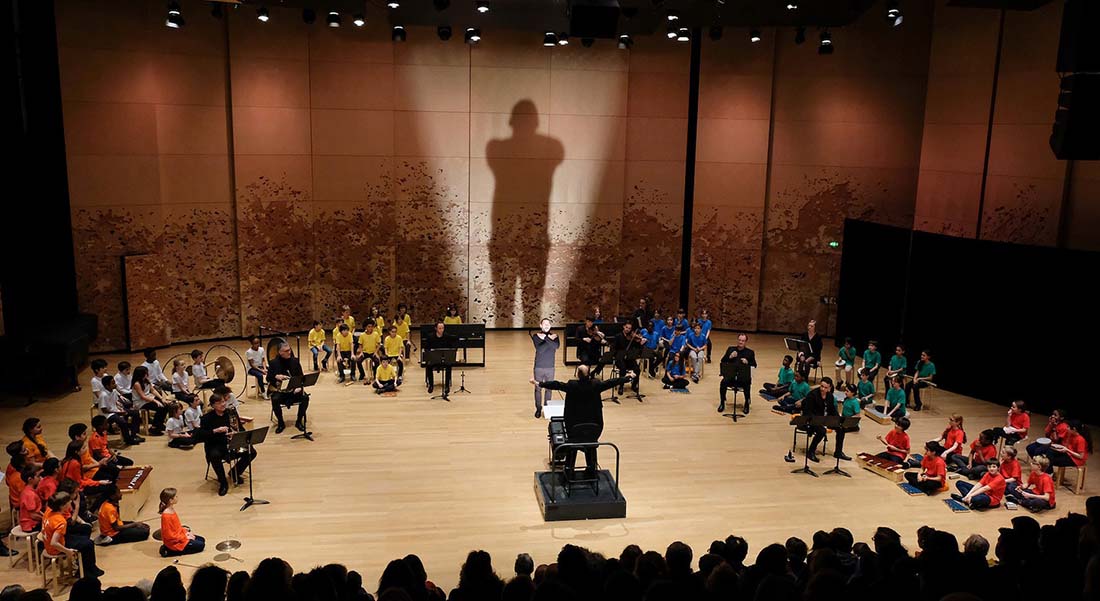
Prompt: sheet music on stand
<box><xmin>542</xmin><ymin>400</ymin><xmax>565</xmax><ymax>420</ymax></box>
<box><xmin>784</xmin><ymin>338</ymin><xmax>812</xmax><ymax>356</ymax></box>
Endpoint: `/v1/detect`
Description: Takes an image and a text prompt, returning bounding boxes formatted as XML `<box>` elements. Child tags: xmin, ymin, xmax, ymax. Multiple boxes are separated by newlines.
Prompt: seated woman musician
<box><xmin>575</xmin><ymin>317</ymin><xmax>605</xmax><ymax>372</ymax></box>
<box><xmin>796</xmin><ymin>319</ymin><xmax>823</xmax><ymax>380</ymax></box>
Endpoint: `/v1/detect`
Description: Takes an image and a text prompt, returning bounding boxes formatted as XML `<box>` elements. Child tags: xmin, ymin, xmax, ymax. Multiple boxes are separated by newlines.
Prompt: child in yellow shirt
<box><xmin>307</xmin><ymin>321</ymin><xmax>331</xmax><ymax>371</ymax></box>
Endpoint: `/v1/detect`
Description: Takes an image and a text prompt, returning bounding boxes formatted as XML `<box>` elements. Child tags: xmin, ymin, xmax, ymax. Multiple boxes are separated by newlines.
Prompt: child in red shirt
<box><xmin>986</xmin><ymin>400</ymin><xmax>1030</xmax><ymax>446</ymax></box>
<box><xmin>1026</xmin><ymin>409</ymin><xmax>1069</xmax><ymax>458</ymax></box>
<box><xmin>954</xmin><ymin>430</ymin><xmax>998</xmax><ymax>479</ymax></box>
<box><xmin>904</xmin><ymin>441</ymin><xmax>947</xmax><ymax>494</ymax></box>
<box><xmin>876</xmin><ymin>417</ymin><xmax>911</xmax><ymax>463</ymax></box>
<box><xmin>1000</xmin><ymin>446</ymin><xmax>1022</xmax><ymax>497</ymax></box>
<box><xmin>952</xmin><ymin>458</ymin><xmax>1006</xmax><ymax>509</ymax></box>
<box><xmin>939</xmin><ymin>414</ymin><xmax>967</xmax><ymax>466</ymax></box>
<box><xmin>1046</xmin><ymin>420</ymin><xmax>1091</xmax><ymax>469</ymax></box>
<box><xmin>1007</xmin><ymin>456</ymin><xmax>1056</xmax><ymax>511</ymax></box>
<box><xmin>18</xmin><ymin>466</ymin><xmax>44</xmax><ymax>532</ymax></box>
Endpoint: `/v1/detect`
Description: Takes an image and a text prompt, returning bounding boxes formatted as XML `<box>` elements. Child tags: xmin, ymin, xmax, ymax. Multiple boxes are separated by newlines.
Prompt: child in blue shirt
<box><xmin>686</xmin><ymin>324</ymin><xmax>708</xmax><ymax>382</ymax></box>
<box><xmin>661</xmin><ymin>352</ymin><xmax>690</xmax><ymax>390</ymax></box>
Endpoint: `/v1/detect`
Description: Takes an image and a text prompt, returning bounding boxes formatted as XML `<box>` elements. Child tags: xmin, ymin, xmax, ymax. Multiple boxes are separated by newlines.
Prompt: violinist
<box><xmin>576</xmin><ymin>317</ymin><xmax>605</xmax><ymax>372</ymax></box>
<box><xmin>197</xmin><ymin>393</ymin><xmax>255</xmax><ymax>497</ymax></box>
<box><xmin>610</xmin><ymin>322</ymin><xmax>645</xmax><ymax>395</ymax></box>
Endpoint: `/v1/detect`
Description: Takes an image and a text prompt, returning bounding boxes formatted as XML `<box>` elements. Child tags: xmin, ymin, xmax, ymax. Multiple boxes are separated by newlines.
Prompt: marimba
<box><xmin>863</xmin><ymin>406</ymin><xmax>894</xmax><ymax>425</ymax></box>
<box><xmin>117</xmin><ymin>466</ymin><xmax>154</xmax><ymax>521</ymax></box>
<box><xmin>857</xmin><ymin>453</ymin><xmax>907</xmax><ymax>482</ymax></box>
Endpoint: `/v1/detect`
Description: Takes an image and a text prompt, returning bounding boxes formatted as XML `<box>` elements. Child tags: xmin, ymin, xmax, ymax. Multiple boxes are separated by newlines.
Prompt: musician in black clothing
<box><xmin>266</xmin><ymin>343</ymin><xmax>310</xmax><ymax>434</ymax></box>
<box><xmin>424</xmin><ymin>321</ymin><xmax>456</xmax><ymax>394</ymax></box>
<box><xmin>800</xmin><ymin>376</ymin><xmax>849</xmax><ymax>463</ymax></box>
<box><xmin>533</xmin><ymin>365</ymin><xmax>633</xmax><ymax>480</ymax></box>
<box><xmin>796</xmin><ymin>319</ymin><xmax>824</xmax><ymax>380</ymax></box>
<box><xmin>610</xmin><ymin>322</ymin><xmax>645</xmax><ymax>394</ymax></box>
<box><xmin>630</xmin><ymin>297</ymin><xmax>650</xmax><ymax>331</ymax></box>
<box><xmin>197</xmin><ymin>393</ymin><xmax>255</xmax><ymax>496</ymax></box>
<box><xmin>718</xmin><ymin>334</ymin><xmax>758</xmax><ymax>414</ymax></box>
<box><xmin>575</xmin><ymin>318</ymin><xmax>605</xmax><ymax>370</ymax></box>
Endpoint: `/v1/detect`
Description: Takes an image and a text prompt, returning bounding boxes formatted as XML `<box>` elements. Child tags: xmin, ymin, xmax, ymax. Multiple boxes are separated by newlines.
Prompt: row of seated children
<box><xmin>328</xmin><ymin>323</ymin><xmax>408</xmax><ymax>387</ymax></box>
<box><xmin>164</xmin><ymin>384</ymin><xmax>255</xmax><ymax>449</ymax></box>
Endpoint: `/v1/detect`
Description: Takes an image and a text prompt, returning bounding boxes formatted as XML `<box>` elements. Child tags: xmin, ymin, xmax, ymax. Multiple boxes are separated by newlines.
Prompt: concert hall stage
<box><xmin>0</xmin><ymin>331</ymin><xmax>1093</xmax><ymax>591</ymax></box>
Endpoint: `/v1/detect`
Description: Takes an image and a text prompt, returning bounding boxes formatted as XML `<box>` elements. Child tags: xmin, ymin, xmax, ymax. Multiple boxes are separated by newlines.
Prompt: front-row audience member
<box><xmin>158</xmin><ymin>488</ymin><xmax>205</xmax><ymax>557</ymax></box>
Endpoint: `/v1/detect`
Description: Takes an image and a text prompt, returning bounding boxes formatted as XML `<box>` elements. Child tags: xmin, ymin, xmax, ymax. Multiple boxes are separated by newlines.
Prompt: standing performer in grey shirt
<box><xmin>532</xmin><ymin>318</ymin><xmax>560</xmax><ymax>418</ymax></box>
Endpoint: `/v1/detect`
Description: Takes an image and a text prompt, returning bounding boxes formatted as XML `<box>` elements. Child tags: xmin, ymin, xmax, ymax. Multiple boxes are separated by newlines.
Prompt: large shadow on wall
<box><xmin>486</xmin><ymin>100</ymin><xmax>564</xmax><ymax>326</ymax></box>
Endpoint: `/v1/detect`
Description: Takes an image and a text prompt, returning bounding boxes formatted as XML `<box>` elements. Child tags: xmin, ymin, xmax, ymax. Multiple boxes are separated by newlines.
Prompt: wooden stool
<box><xmin>7</xmin><ymin>525</ymin><xmax>37</xmax><ymax>572</ymax></box>
<box><xmin>38</xmin><ymin>532</ymin><xmax>83</xmax><ymax>592</ymax></box>
<box><xmin>1055</xmin><ymin>464</ymin><xmax>1087</xmax><ymax>495</ymax></box>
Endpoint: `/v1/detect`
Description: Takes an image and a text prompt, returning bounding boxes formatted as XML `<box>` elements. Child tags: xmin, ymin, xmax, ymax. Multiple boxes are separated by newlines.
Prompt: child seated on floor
<box><xmin>773</xmin><ymin>370</ymin><xmax>811</xmax><ymax>413</ymax></box>
<box><xmin>96</xmin><ymin>484</ymin><xmax>150</xmax><ymax>545</ymax></box>
<box><xmin>1005</xmin><ymin>455</ymin><xmax>1056</xmax><ymax>512</ymax></box>
<box><xmin>1000</xmin><ymin>446</ymin><xmax>1022</xmax><ymax>497</ymax></box>
<box><xmin>373</xmin><ymin>356</ymin><xmax>400</xmax><ymax>394</ymax></box>
<box><xmin>954</xmin><ymin>430</ymin><xmax>998</xmax><ymax>480</ymax></box>
<box><xmin>164</xmin><ymin>404</ymin><xmax>194</xmax><ymax>449</ymax></box>
<box><xmin>759</xmin><ymin>356</ymin><xmax>795</xmax><ymax>401</ymax></box>
<box><xmin>874</xmin><ymin>375</ymin><xmax>907</xmax><ymax>418</ymax></box>
<box><xmin>904</xmin><ymin>441</ymin><xmax>947</xmax><ymax>495</ymax></box>
<box><xmin>952</xmin><ymin>458</ymin><xmax>1006</xmax><ymax>510</ymax></box>
<box><xmin>856</xmin><ymin>368</ymin><xmax>876</xmax><ymax>407</ymax></box>
<box><xmin>661</xmin><ymin>352</ymin><xmax>690</xmax><ymax>390</ymax></box>
<box><xmin>876</xmin><ymin>417</ymin><xmax>911</xmax><ymax>464</ymax></box>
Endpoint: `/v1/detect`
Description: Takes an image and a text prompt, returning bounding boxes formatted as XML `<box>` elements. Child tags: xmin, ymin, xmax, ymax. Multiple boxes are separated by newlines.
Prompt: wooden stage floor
<box><xmin>1</xmin><ymin>331</ymin><xmax>1094</xmax><ymax>592</ymax></box>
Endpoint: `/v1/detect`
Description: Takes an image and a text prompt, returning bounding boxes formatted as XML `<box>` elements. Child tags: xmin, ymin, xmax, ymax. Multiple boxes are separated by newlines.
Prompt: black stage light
<box><xmin>353</xmin><ymin>14</ymin><xmax>365</xmax><ymax>27</ymax></box>
<box><xmin>794</xmin><ymin>26</ymin><xmax>806</xmax><ymax>45</ymax></box>
<box><xmin>818</xmin><ymin>29</ymin><xmax>834</xmax><ymax>55</ymax></box>
<box><xmin>465</xmin><ymin>27</ymin><xmax>481</xmax><ymax>43</ymax></box>
<box><xmin>750</xmin><ymin>29</ymin><xmax>761</xmax><ymax>43</ymax></box>
<box><xmin>303</xmin><ymin>8</ymin><xmax>316</xmax><ymax>24</ymax></box>
<box><xmin>709</xmin><ymin>25</ymin><xmax>723</xmax><ymax>40</ymax></box>
<box><xmin>438</xmin><ymin>25</ymin><xmax>453</xmax><ymax>40</ymax></box>
<box><xmin>393</xmin><ymin>25</ymin><xmax>407</xmax><ymax>41</ymax></box>
<box><xmin>257</xmin><ymin>6</ymin><xmax>269</xmax><ymax>22</ymax></box>
<box><xmin>327</xmin><ymin>10</ymin><xmax>341</xmax><ymax>27</ymax></box>
<box><xmin>475</xmin><ymin>1</ymin><xmax>489</xmax><ymax>13</ymax></box>
<box><xmin>544</xmin><ymin>31</ymin><xmax>558</xmax><ymax>47</ymax></box>
<box><xmin>617</xmin><ymin>33</ymin><xmax>632</xmax><ymax>49</ymax></box>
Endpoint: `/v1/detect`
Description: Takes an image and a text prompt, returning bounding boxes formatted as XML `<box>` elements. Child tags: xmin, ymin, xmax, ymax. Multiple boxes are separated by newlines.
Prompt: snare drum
<box><xmin>1035</xmin><ymin>437</ymin><xmax>1052</xmax><ymax>447</ymax></box>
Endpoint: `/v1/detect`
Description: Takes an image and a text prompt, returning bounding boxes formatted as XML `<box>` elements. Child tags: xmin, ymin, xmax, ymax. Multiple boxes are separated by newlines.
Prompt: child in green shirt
<box><xmin>835</xmin><ymin>337</ymin><xmax>858</xmax><ymax>387</ymax></box>
<box><xmin>759</xmin><ymin>355</ymin><xmax>795</xmax><ymax>401</ymax></box>
<box><xmin>856</xmin><ymin>368</ymin><xmax>876</xmax><ymax>406</ymax></box>
<box><xmin>861</xmin><ymin>340</ymin><xmax>882</xmax><ymax>383</ymax></box>
<box><xmin>877</xmin><ymin>375</ymin><xmax>907</xmax><ymax>418</ymax></box>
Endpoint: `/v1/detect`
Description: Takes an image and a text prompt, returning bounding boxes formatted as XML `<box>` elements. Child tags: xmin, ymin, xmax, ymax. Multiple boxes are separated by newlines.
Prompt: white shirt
<box><xmin>246</xmin><ymin>348</ymin><xmax>265</xmax><ymax>371</ymax></box>
<box><xmin>183</xmin><ymin>405</ymin><xmax>202</xmax><ymax>430</ymax></box>
<box><xmin>143</xmin><ymin>360</ymin><xmax>169</xmax><ymax>385</ymax></box>
<box><xmin>114</xmin><ymin>372</ymin><xmax>132</xmax><ymax>395</ymax></box>
<box><xmin>165</xmin><ymin>416</ymin><xmax>188</xmax><ymax>437</ymax></box>
<box><xmin>172</xmin><ymin>371</ymin><xmax>190</xmax><ymax>393</ymax></box>
<box><xmin>90</xmin><ymin>375</ymin><xmax>106</xmax><ymax>398</ymax></box>
<box><xmin>98</xmin><ymin>389</ymin><xmax>124</xmax><ymax>414</ymax></box>
<box><xmin>225</xmin><ymin>393</ymin><xmax>241</xmax><ymax>412</ymax></box>
<box><xmin>192</xmin><ymin>362</ymin><xmax>208</xmax><ymax>384</ymax></box>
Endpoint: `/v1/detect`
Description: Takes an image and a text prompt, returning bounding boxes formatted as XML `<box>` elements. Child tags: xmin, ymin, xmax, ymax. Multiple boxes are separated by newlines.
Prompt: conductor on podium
<box><xmin>267</xmin><ymin>343</ymin><xmax>310</xmax><ymax>434</ymax></box>
<box><xmin>532</xmin><ymin>365</ymin><xmax>633</xmax><ymax>480</ymax></box>
<box><xmin>424</xmin><ymin>321</ymin><xmax>456</xmax><ymax>394</ymax></box>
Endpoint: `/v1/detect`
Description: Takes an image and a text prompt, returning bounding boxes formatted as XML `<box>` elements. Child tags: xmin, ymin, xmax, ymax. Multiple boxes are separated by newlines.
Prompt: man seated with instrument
<box><xmin>800</xmin><ymin>377</ymin><xmax>848</xmax><ymax>463</ymax></box>
<box><xmin>265</xmin><ymin>342</ymin><xmax>310</xmax><ymax>435</ymax></box>
<box><xmin>355</xmin><ymin>321</ymin><xmax>382</xmax><ymax>385</ymax></box>
<box><xmin>575</xmin><ymin>318</ymin><xmax>604</xmax><ymax>373</ymax></box>
<box><xmin>531</xmin><ymin>365</ymin><xmax>634</xmax><ymax>482</ymax></box>
<box><xmin>610</xmin><ymin>322</ymin><xmax>644</xmax><ymax>395</ymax></box>
<box><xmin>197</xmin><ymin>393</ymin><xmax>254</xmax><ymax>496</ymax></box>
<box><xmin>718</xmin><ymin>334</ymin><xmax>757</xmax><ymax>414</ymax></box>
<box><xmin>424</xmin><ymin>321</ymin><xmax>456</xmax><ymax>395</ymax></box>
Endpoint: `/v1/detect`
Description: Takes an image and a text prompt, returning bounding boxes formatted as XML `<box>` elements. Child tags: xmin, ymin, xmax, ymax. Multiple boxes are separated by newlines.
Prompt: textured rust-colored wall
<box><xmin>690</xmin><ymin>30</ymin><xmax>773</xmax><ymax>331</ymax></box>
<box><xmin>59</xmin><ymin>0</ymin><xmax>238</xmax><ymax>351</ymax></box>
<box><xmin>981</xmin><ymin>3</ymin><xmax>1065</xmax><ymax>246</ymax></box>
<box><xmin>1065</xmin><ymin>161</ymin><xmax>1100</xmax><ymax>252</ymax></box>
<box><xmin>758</xmin><ymin>6</ymin><xmax>933</xmax><ymax>334</ymax></box>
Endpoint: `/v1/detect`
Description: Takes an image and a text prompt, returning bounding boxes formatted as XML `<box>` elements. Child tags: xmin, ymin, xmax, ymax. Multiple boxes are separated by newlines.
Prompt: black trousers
<box><xmin>271</xmin><ymin>392</ymin><xmax>309</xmax><ymax>427</ymax></box>
<box><xmin>426</xmin><ymin>366</ymin><xmax>452</xmax><ymax>390</ymax></box>
<box><xmin>106</xmin><ymin>411</ymin><xmax>142</xmax><ymax>443</ymax></box>
<box><xmin>720</xmin><ymin>378</ymin><xmax>751</xmax><ymax>404</ymax></box>
<box><xmin>206</xmin><ymin>446</ymin><xmax>257</xmax><ymax>487</ymax></box>
<box><xmin>141</xmin><ymin>402</ymin><xmax>168</xmax><ymax>430</ymax></box>
<box><xmin>904</xmin><ymin>472</ymin><xmax>943</xmax><ymax>494</ymax></box>
<box><xmin>907</xmin><ymin>380</ymin><xmax>930</xmax><ymax>408</ymax></box>
<box><xmin>564</xmin><ymin>426</ymin><xmax>602</xmax><ymax>478</ymax></box>
<box><xmin>356</xmin><ymin>354</ymin><xmax>379</xmax><ymax>380</ymax></box>
<box><xmin>808</xmin><ymin>425</ymin><xmax>845</xmax><ymax>457</ymax></box>
<box><xmin>615</xmin><ymin>358</ymin><xmax>640</xmax><ymax>392</ymax></box>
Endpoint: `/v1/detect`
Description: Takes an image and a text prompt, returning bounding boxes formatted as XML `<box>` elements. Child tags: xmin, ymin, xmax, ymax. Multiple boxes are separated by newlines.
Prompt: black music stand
<box><xmin>598</xmin><ymin>351</ymin><xmax>621</xmax><ymax>404</ymax></box>
<box><xmin>276</xmin><ymin>372</ymin><xmax>318</xmax><ymax>441</ymax></box>
<box><xmin>788</xmin><ymin>415</ymin><xmax>826</xmax><ymax>477</ymax></box>
<box><xmin>425</xmin><ymin>348</ymin><xmax>458</xmax><ymax>401</ymax></box>
<box><xmin>229</xmin><ymin>426</ymin><xmax>270</xmax><ymax>511</ymax></box>
<box><xmin>719</xmin><ymin>361</ymin><xmax>751</xmax><ymax>422</ymax></box>
<box><xmin>822</xmin><ymin>416</ymin><xmax>862</xmax><ymax>477</ymax></box>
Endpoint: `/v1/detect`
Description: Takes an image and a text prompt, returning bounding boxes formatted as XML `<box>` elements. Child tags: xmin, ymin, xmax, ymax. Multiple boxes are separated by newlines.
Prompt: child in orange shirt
<box><xmin>5</xmin><ymin>440</ymin><xmax>27</xmax><ymax>509</ymax></box>
<box><xmin>43</xmin><ymin>491</ymin><xmax>102</xmax><ymax>577</ymax></box>
<box><xmin>36</xmin><ymin>457</ymin><xmax>60</xmax><ymax>503</ymax></box>
<box><xmin>89</xmin><ymin>415</ymin><xmax>135</xmax><ymax>468</ymax></box>
<box><xmin>904</xmin><ymin>441</ymin><xmax>947</xmax><ymax>495</ymax></box>
<box><xmin>96</xmin><ymin>485</ymin><xmax>150</xmax><ymax>545</ymax></box>
<box><xmin>21</xmin><ymin>417</ymin><xmax>52</xmax><ymax>469</ymax></box>
<box><xmin>158</xmin><ymin>488</ymin><xmax>205</xmax><ymax>557</ymax></box>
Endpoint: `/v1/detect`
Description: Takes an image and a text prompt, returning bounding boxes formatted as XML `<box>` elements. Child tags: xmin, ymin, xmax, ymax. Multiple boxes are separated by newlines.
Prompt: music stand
<box><xmin>788</xmin><ymin>415</ymin><xmax>827</xmax><ymax>477</ymax></box>
<box><xmin>719</xmin><ymin>361</ymin><xmax>751</xmax><ymax>422</ymax></box>
<box><xmin>598</xmin><ymin>351</ymin><xmax>620</xmax><ymax>404</ymax></box>
<box><xmin>228</xmin><ymin>426</ymin><xmax>270</xmax><ymax>511</ymax></box>
<box><xmin>277</xmin><ymin>372</ymin><xmax>318</xmax><ymax>441</ymax></box>
<box><xmin>822</xmin><ymin>416</ymin><xmax>862</xmax><ymax>477</ymax></box>
<box><xmin>424</xmin><ymin>348</ymin><xmax>458</xmax><ymax>401</ymax></box>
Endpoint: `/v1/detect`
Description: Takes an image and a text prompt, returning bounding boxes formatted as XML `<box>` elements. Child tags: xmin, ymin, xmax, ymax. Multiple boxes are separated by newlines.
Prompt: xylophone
<box><xmin>862</xmin><ymin>406</ymin><xmax>893</xmax><ymax>425</ymax></box>
<box><xmin>117</xmin><ymin>466</ymin><xmax>155</xmax><ymax>521</ymax></box>
<box><xmin>857</xmin><ymin>452</ymin><xmax>907</xmax><ymax>482</ymax></box>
